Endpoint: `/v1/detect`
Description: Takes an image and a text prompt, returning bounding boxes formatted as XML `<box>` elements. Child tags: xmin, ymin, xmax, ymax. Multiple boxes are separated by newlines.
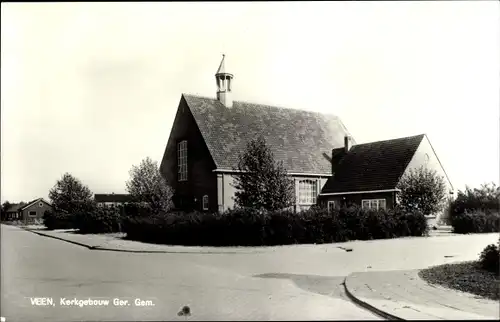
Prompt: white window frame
<box><xmin>38</xmin><ymin>202</ymin><xmax>43</xmax><ymax>207</ymax></box>
<box><xmin>361</xmin><ymin>199</ymin><xmax>387</xmax><ymax>210</ymax></box>
<box><xmin>298</xmin><ymin>180</ymin><xmax>318</xmax><ymax>207</ymax></box>
<box><xmin>327</xmin><ymin>200</ymin><xmax>336</xmax><ymax>212</ymax></box>
<box><xmin>29</xmin><ymin>211</ymin><xmax>37</xmax><ymax>217</ymax></box>
<box><xmin>202</xmin><ymin>195</ymin><xmax>209</xmax><ymax>211</ymax></box>
<box><xmin>178</xmin><ymin>140</ymin><xmax>188</xmax><ymax>181</ymax></box>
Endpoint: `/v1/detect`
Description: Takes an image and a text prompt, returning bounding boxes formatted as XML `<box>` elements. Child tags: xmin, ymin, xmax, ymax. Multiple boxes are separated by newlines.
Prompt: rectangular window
<box><xmin>361</xmin><ymin>199</ymin><xmax>387</xmax><ymax>210</ymax></box>
<box><xmin>327</xmin><ymin>201</ymin><xmax>335</xmax><ymax>213</ymax></box>
<box><xmin>298</xmin><ymin>180</ymin><xmax>318</xmax><ymax>205</ymax></box>
<box><xmin>29</xmin><ymin>211</ymin><xmax>37</xmax><ymax>217</ymax></box>
<box><xmin>178</xmin><ymin>140</ymin><xmax>188</xmax><ymax>181</ymax></box>
<box><xmin>202</xmin><ymin>195</ymin><xmax>209</xmax><ymax>211</ymax></box>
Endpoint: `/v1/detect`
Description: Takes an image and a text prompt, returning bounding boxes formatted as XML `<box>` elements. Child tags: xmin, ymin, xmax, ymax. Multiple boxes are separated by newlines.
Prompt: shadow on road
<box><xmin>253</xmin><ymin>273</ymin><xmax>347</xmax><ymax>299</ymax></box>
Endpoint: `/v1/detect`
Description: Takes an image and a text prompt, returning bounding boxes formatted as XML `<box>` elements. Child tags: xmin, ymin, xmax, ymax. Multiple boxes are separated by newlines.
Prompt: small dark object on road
<box><xmin>345</xmin><ymin>248</ymin><xmax>353</xmax><ymax>252</ymax></box>
<box><xmin>178</xmin><ymin>305</ymin><xmax>191</xmax><ymax>317</ymax></box>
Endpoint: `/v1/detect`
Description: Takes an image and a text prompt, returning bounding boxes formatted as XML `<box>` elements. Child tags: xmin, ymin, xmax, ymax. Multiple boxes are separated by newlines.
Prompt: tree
<box><xmin>1</xmin><ymin>201</ymin><xmax>12</xmax><ymax>220</ymax></box>
<box><xmin>450</xmin><ymin>182</ymin><xmax>500</xmax><ymax>218</ymax></box>
<box><xmin>396</xmin><ymin>165</ymin><xmax>447</xmax><ymax>216</ymax></box>
<box><xmin>126</xmin><ymin>157</ymin><xmax>174</xmax><ymax>214</ymax></box>
<box><xmin>233</xmin><ymin>136</ymin><xmax>295</xmax><ymax>211</ymax></box>
<box><xmin>49</xmin><ymin>173</ymin><xmax>95</xmax><ymax>214</ymax></box>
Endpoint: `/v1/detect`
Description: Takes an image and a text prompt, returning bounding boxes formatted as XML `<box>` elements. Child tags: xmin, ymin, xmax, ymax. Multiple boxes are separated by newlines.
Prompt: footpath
<box><xmin>344</xmin><ymin>269</ymin><xmax>499</xmax><ymax>320</ymax></box>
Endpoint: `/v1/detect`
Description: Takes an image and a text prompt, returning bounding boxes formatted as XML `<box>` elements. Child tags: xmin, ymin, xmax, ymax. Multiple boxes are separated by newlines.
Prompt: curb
<box><xmin>343</xmin><ymin>275</ymin><xmax>404</xmax><ymax>321</ymax></box>
<box><xmin>29</xmin><ymin>230</ymin><xmax>97</xmax><ymax>250</ymax></box>
<box><xmin>24</xmin><ymin>229</ymin><xmax>265</xmax><ymax>255</ymax></box>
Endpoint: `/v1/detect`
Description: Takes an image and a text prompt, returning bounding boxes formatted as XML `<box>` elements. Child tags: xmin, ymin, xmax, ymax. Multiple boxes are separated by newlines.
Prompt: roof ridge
<box><xmin>182</xmin><ymin>93</ymin><xmax>340</xmax><ymax>118</ymax></box>
<box><xmin>352</xmin><ymin>134</ymin><xmax>425</xmax><ymax>147</ymax></box>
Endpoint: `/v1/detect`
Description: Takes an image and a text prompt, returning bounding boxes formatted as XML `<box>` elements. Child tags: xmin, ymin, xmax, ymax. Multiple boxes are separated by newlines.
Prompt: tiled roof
<box><xmin>322</xmin><ymin>134</ymin><xmax>425</xmax><ymax>193</ymax></box>
<box><xmin>183</xmin><ymin>94</ymin><xmax>354</xmax><ymax>174</ymax></box>
<box><xmin>94</xmin><ymin>194</ymin><xmax>133</xmax><ymax>203</ymax></box>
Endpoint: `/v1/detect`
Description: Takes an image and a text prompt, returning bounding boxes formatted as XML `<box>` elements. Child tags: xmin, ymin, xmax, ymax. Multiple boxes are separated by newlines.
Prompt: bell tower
<box><xmin>215</xmin><ymin>54</ymin><xmax>233</xmax><ymax>108</ymax></box>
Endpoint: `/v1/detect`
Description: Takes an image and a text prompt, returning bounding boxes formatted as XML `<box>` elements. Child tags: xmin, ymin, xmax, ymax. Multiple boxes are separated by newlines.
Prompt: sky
<box><xmin>1</xmin><ymin>1</ymin><xmax>499</xmax><ymax>203</ymax></box>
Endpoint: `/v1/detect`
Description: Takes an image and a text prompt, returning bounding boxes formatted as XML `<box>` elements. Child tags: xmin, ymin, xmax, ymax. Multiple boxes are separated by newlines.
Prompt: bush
<box><xmin>43</xmin><ymin>210</ymin><xmax>75</xmax><ymax>230</ymax></box>
<box><xmin>451</xmin><ymin>212</ymin><xmax>500</xmax><ymax>234</ymax></box>
<box><xmin>479</xmin><ymin>242</ymin><xmax>500</xmax><ymax>275</ymax></box>
<box><xmin>450</xmin><ymin>183</ymin><xmax>500</xmax><ymax>220</ymax></box>
<box><xmin>123</xmin><ymin>205</ymin><xmax>429</xmax><ymax>246</ymax></box>
<box><xmin>74</xmin><ymin>205</ymin><xmax>122</xmax><ymax>234</ymax></box>
<box><xmin>122</xmin><ymin>202</ymin><xmax>155</xmax><ymax>219</ymax></box>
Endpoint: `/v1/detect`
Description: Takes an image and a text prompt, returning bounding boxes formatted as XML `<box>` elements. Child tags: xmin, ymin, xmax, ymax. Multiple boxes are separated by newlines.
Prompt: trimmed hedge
<box><xmin>451</xmin><ymin>212</ymin><xmax>500</xmax><ymax>234</ymax></box>
<box><xmin>43</xmin><ymin>210</ymin><xmax>75</xmax><ymax>230</ymax></box>
<box><xmin>122</xmin><ymin>206</ymin><xmax>429</xmax><ymax>246</ymax></box>
<box><xmin>74</xmin><ymin>205</ymin><xmax>123</xmax><ymax>234</ymax></box>
<box><xmin>479</xmin><ymin>241</ymin><xmax>500</xmax><ymax>275</ymax></box>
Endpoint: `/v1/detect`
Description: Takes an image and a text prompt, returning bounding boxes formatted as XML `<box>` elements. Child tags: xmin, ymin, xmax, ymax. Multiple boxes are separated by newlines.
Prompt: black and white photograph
<box><xmin>1</xmin><ymin>1</ymin><xmax>499</xmax><ymax>321</ymax></box>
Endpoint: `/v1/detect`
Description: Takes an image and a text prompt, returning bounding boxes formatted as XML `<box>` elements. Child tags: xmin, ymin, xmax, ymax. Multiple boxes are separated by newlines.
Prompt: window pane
<box><xmin>298</xmin><ymin>180</ymin><xmax>317</xmax><ymax>204</ymax></box>
<box><xmin>203</xmin><ymin>195</ymin><xmax>209</xmax><ymax>210</ymax></box>
<box><xmin>379</xmin><ymin>199</ymin><xmax>386</xmax><ymax>209</ymax></box>
<box><xmin>178</xmin><ymin>140</ymin><xmax>188</xmax><ymax>181</ymax></box>
<box><xmin>362</xmin><ymin>200</ymin><xmax>370</xmax><ymax>209</ymax></box>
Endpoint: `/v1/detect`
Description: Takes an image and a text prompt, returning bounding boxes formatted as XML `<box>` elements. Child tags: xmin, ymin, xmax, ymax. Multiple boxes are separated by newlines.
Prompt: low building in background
<box><xmin>94</xmin><ymin>194</ymin><xmax>134</xmax><ymax>207</ymax></box>
<box><xmin>3</xmin><ymin>198</ymin><xmax>53</xmax><ymax>224</ymax></box>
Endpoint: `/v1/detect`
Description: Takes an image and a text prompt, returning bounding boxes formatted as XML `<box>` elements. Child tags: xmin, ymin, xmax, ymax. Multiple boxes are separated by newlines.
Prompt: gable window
<box><xmin>29</xmin><ymin>211</ymin><xmax>37</xmax><ymax>217</ymax></box>
<box><xmin>202</xmin><ymin>195</ymin><xmax>209</xmax><ymax>211</ymax></box>
<box><xmin>178</xmin><ymin>140</ymin><xmax>188</xmax><ymax>181</ymax></box>
<box><xmin>298</xmin><ymin>180</ymin><xmax>318</xmax><ymax>210</ymax></box>
<box><xmin>361</xmin><ymin>199</ymin><xmax>386</xmax><ymax>210</ymax></box>
<box><xmin>39</xmin><ymin>202</ymin><xmax>43</xmax><ymax>207</ymax></box>
<box><xmin>327</xmin><ymin>201</ymin><xmax>336</xmax><ymax>213</ymax></box>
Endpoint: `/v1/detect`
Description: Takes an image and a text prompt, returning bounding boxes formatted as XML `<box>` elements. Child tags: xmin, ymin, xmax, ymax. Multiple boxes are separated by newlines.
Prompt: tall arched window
<box><xmin>178</xmin><ymin>140</ymin><xmax>188</xmax><ymax>181</ymax></box>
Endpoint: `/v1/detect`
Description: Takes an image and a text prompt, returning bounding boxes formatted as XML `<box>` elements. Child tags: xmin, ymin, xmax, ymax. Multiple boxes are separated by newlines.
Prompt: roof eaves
<box><xmin>19</xmin><ymin>198</ymin><xmax>44</xmax><ymax>211</ymax></box>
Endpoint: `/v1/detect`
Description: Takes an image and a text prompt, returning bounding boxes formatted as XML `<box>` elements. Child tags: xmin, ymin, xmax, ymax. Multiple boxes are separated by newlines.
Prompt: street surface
<box><xmin>1</xmin><ymin>224</ymin><xmax>498</xmax><ymax>321</ymax></box>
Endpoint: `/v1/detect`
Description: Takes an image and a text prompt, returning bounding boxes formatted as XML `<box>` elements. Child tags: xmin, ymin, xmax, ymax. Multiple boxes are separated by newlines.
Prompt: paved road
<box><xmin>1</xmin><ymin>224</ymin><xmax>498</xmax><ymax>321</ymax></box>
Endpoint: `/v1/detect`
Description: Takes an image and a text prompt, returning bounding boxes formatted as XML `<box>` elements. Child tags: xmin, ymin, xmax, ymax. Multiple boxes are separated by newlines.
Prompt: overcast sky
<box><xmin>1</xmin><ymin>1</ymin><xmax>499</xmax><ymax>203</ymax></box>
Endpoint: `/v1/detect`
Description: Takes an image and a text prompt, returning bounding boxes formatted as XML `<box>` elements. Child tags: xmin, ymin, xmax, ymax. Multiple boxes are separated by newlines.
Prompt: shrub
<box><xmin>43</xmin><ymin>210</ymin><xmax>75</xmax><ymax>230</ymax></box>
<box><xmin>74</xmin><ymin>205</ymin><xmax>122</xmax><ymax>234</ymax></box>
<box><xmin>396</xmin><ymin>210</ymin><xmax>429</xmax><ymax>237</ymax></box>
<box><xmin>122</xmin><ymin>202</ymin><xmax>154</xmax><ymax>219</ymax></box>
<box><xmin>397</xmin><ymin>165</ymin><xmax>447</xmax><ymax>216</ymax></box>
<box><xmin>479</xmin><ymin>242</ymin><xmax>500</xmax><ymax>275</ymax></box>
<box><xmin>451</xmin><ymin>211</ymin><xmax>500</xmax><ymax>234</ymax></box>
<box><xmin>450</xmin><ymin>183</ymin><xmax>500</xmax><ymax>219</ymax></box>
<box><xmin>123</xmin><ymin>205</ymin><xmax>430</xmax><ymax>246</ymax></box>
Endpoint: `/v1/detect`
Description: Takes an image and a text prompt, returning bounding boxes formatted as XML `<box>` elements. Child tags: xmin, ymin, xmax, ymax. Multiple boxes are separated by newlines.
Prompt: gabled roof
<box><xmin>321</xmin><ymin>134</ymin><xmax>425</xmax><ymax>193</ymax></box>
<box><xmin>20</xmin><ymin>198</ymin><xmax>53</xmax><ymax>211</ymax></box>
<box><xmin>94</xmin><ymin>194</ymin><xmax>133</xmax><ymax>203</ymax></box>
<box><xmin>182</xmin><ymin>94</ymin><xmax>354</xmax><ymax>175</ymax></box>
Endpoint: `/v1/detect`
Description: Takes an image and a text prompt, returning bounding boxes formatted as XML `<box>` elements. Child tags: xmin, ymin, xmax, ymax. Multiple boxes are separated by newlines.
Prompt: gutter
<box><xmin>319</xmin><ymin>189</ymin><xmax>400</xmax><ymax>196</ymax></box>
<box><xmin>212</xmin><ymin>169</ymin><xmax>332</xmax><ymax>177</ymax></box>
